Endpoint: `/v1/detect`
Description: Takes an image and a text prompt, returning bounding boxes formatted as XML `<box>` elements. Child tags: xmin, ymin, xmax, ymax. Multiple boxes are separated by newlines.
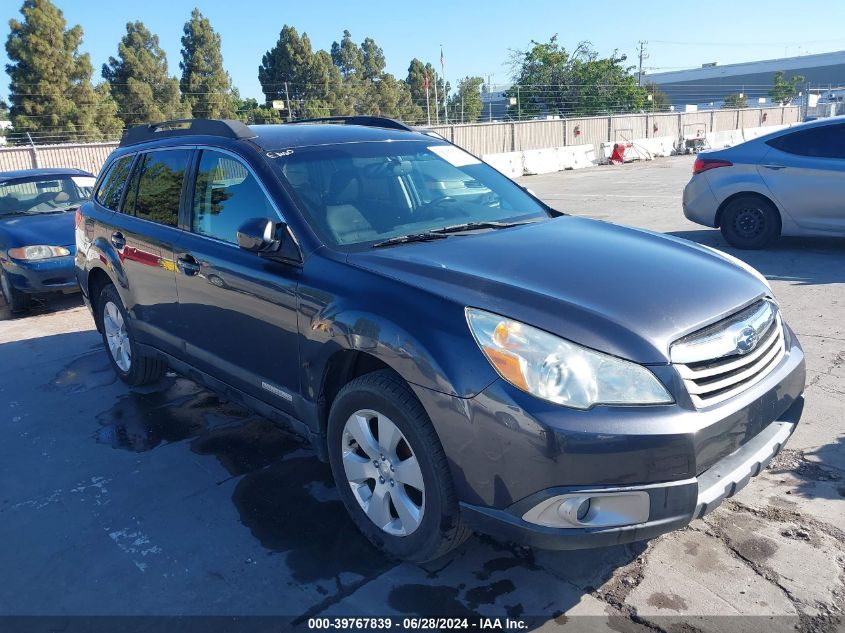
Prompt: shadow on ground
<box><xmin>0</xmin><ymin>291</ymin><xmax>83</xmax><ymax>322</ymax></box>
<box><xmin>4</xmin><ymin>331</ymin><xmax>647</xmax><ymax>621</ymax></box>
<box><xmin>668</xmin><ymin>230</ymin><xmax>845</xmax><ymax>286</ymax></box>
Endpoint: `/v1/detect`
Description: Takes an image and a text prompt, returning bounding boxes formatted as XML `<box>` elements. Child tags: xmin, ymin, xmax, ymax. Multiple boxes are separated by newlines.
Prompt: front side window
<box><xmin>192</xmin><ymin>150</ymin><xmax>277</xmax><ymax>243</ymax></box>
<box><xmin>127</xmin><ymin>150</ymin><xmax>191</xmax><ymax>227</ymax></box>
<box><xmin>95</xmin><ymin>155</ymin><xmax>134</xmax><ymax>211</ymax></box>
<box><xmin>767</xmin><ymin>124</ymin><xmax>845</xmax><ymax>159</ymax></box>
<box><xmin>0</xmin><ymin>175</ymin><xmax>94</xmax><ymax>217</ymax></box>
<box><xmin>273</xmin><ymin>140</ymin><xmax>550</xmax><ymax>249</ymax></box>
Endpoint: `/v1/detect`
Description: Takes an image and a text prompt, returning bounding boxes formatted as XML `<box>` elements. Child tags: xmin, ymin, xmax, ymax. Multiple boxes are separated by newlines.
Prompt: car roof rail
<box><xmin>119</xmin><ymin>119</ymin><xmax>257</xmax><ymax>147</ymax></box>
<box><xmin>288</xmin><ymin>116</ymin><xmax>415</xmax><ymax>132</ymax></box>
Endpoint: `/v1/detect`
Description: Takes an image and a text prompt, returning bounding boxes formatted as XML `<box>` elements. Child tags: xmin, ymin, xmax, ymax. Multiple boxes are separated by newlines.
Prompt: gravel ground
<box><xmin>0</xmin><ymin>154</ymin><xmax>842</xmax><ymax>632</ymax></box>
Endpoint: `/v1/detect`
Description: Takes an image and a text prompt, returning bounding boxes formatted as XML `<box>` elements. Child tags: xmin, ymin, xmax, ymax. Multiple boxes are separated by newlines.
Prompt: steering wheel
<box><xmin>416</xmin><ymin>196</ymin><xmax>470</xmax><ymax>220</ymax></box>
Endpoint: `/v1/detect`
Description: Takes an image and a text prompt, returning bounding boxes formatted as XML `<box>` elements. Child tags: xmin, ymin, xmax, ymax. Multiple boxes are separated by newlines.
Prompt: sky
<box><xmin>1</xmin><ymin>0</ymin><xmax>844</xmax><ymax>103</ymax></box>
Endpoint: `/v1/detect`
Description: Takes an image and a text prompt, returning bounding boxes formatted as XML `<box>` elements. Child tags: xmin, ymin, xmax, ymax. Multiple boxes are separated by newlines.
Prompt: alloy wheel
<box><xmin>341</xmin><ymin>409</ymin><xmax>425</xmax><ymax>536</ymax></box>
<box><xmin>103</xmin><ymin>301</ymin><xmax>131</xmax><ymax>372</ymax></box>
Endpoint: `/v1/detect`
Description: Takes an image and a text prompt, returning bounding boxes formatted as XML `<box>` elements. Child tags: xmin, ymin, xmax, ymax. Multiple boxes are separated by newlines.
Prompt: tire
<box><xmin>96</xmin><ymin>284</ymin><xmax>165</xmax><ymax>386</ymax></box>
<box><xmin>720</xmin><ymin>195</ymin><xmax>781</xmax><ymax>249</ymax></box>
<box><xmin>1</xmin><ymin>270</ymin><xmax>31</xmax><ymax>314</ymax></box>
<box><xmin>327</xmin><ymin>369</ymin><xmax>471</xmax><ymax>563</ymax></box>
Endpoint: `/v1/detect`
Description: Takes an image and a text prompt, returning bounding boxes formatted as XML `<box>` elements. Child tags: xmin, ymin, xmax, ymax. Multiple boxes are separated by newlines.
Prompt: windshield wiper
<box><xmin>372</xmin><ymin>232</ymin><xmax>449</xmax><ymax>248</ymax></box>
<box><xmin>429</xmin><ymin>220</ymin><xmax>535</xmax><ymax>235</ymax></box>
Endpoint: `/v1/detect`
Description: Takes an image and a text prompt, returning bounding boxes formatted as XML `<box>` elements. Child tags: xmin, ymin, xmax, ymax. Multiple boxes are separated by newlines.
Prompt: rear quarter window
<box><xmin>129</xmin><ymin>150</ymin><xmax>192</xmax><ymax>227</ymax></box>
<box><xmin>95</xmin><ymin>155</ymin><xmax>134</xmax><ymax>210</ymax></box>
<box><xmin>766</xmin><ymin>124</ymin><xmax>845</xmax><ymax>159</ymax></box>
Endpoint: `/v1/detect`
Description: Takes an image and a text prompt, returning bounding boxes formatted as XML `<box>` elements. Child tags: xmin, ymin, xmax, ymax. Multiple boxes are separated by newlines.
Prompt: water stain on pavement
<box><xmin>734</xmin><ymin>536</ymin><xmax>778</xmax><ymax>562</ymax></box>
<box><xmin>232</xmin><ymin>456</ymin><xmax>391</xmax><ymax>584</ymax></box>
<box><xmin>387</xmin><ymin>584</ymin><xmax>476</xmax><ymax>617</ymax></box>
<box><xmin>44</xmin><ymin>352</ymin><xmax>116</xmax><ymax>394</ymax></box>
<box><xmin>464</xmin><ymin>579</ymin><xmax>517</xmax><ymax>610</ymax></box>
<box><xmin>93</xmin><ymin>378</ymin><xmax>223</xmax><ymax>451</ymax></box>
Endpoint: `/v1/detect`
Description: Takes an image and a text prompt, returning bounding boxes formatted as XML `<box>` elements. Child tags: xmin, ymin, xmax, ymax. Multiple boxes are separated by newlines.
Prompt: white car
<box><xmin>683</xmin><ymin>116</ymin><xmax>845</xmax><ymax>249</ymax></box>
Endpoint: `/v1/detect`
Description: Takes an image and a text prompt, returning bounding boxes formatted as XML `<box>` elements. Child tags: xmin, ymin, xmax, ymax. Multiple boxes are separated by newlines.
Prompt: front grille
<box><xmin>672</xmin><ymin>300</ymin><xmax>786</xmax><ymax>409</ymax></box>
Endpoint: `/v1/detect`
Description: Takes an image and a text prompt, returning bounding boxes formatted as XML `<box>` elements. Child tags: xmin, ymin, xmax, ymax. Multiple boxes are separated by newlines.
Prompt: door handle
<box><xmin>177</xmin><ymin>254</ymin><xmax>201</xmax><ymax>276</ymax></box>
<box><xmin>110</xmin><ymin>231</ymin><xmax>126</xmax><ymax>249</ymax></box>
<box><xmin>761</xmin><ymin>164</ymin><xmax>786</xmax><ymax>170</ymax></box>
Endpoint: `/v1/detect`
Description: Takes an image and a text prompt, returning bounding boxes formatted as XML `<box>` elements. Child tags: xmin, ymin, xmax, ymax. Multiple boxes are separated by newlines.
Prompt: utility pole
<box><xmin>637</xmin><ymin>41</ymin><xmax>648</xmax><ymax>87</ymax></box>
<box><xmin>488</xmin><ymin>75</ymin><xmax>493</xmax><ymax>122</ymax></box>
<box><xmin>284</xmin><ymin>82</ymin><xmax>292</xmax><ymax>122</ymax></box>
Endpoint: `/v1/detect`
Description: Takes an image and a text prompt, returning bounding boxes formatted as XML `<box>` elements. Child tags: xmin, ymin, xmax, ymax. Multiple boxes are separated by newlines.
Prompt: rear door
<box><xmin>173</xmin><ymin>148</ymin><xmax>301</xmax><ymax>412</ymax></box>
<box><xmin>99</xmin><ymin>148</ymin><xmax>192</xmax><ymax>355</ymax></box>
<box><xmin>759</xmin><ymin>123</ymin><xmax>845</xmax><ymax>232</ymax></box>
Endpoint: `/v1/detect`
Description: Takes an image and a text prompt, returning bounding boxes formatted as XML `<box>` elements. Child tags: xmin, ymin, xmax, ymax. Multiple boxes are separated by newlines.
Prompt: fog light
<box><xmin>523</xmin><ymin>490</ymin><xmax>650</xmax><ymax>528</ymax></box>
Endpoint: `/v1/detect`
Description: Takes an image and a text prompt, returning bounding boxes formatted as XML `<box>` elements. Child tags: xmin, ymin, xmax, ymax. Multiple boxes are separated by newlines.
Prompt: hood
<box><xmin>0</xmin><ymin>211</ymin><xmax>76</xmax><ymax>249</ymax></box>
<box><xmin>349</xmin><ymin>216</ymin><xmax>769</xmax><ymax>364</ymax></box>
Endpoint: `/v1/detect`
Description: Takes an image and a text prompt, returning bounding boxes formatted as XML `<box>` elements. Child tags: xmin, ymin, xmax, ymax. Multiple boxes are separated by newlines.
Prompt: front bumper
<box><xmin>459</xmin><ymin>398</ymin><xmax>801</xmax><ymax>550</ymax></box>
<box><xmin>2</xmin><ymin>254</ymin><xmax>78</xmax><ymax>294</ymax></box>
<box><xmin>413</xmin><ymin>326</ymin><xmax>805</xmax><ymax>549</ymax></box>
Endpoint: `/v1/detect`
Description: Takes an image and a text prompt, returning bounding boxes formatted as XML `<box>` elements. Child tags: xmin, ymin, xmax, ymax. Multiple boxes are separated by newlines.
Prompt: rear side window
<box><xmin>95</xmin><ymin>155</ymin><xmax>134</xmax><ymax>210</ymax></box>
<box><xmin>191</xmin><ymin>150</ymin><xmax>277</xmax><ymax>243</ymax></box>
<box><xmin>766</xmin><ymin>124</ymin><xmax>845</xmax><ymax>159</ymax></box>
<box><xmin>128</xmin><ymin>150</ymin><xmax>191</xmax><ymax>227</ymax></box>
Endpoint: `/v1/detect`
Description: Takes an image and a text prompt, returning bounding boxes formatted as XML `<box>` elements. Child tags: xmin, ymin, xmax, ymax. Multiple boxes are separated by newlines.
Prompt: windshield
<box><xmin>0</xmin><ymin>175</ymin><xmax>95</xmax><ymax>217</ymax></box>
<box><xmin>273</xmin><ymin>140</ymin><xmax>550</xmax><ymax>249</ymax></box>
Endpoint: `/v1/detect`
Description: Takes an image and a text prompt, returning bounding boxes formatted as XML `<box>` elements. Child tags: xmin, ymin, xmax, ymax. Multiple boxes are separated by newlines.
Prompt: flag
<box><xmin>440</xmin><ymin>46</ymin><xmax>445</xmax><ymax>71</ymax></box>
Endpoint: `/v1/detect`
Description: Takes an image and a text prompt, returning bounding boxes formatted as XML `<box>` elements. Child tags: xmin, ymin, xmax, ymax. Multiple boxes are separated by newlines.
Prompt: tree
<box><xmin>330</xmin><ymin>30</ymin><xmax>362</xmax><ymax>79</ymax></box>
<box><xmin>180</xmin><ymin>9</ymin><xmax>236</xmax><ymax>119</ymax></box>
<box><xmin>259</xmin><ymin>25</ymin><xmax>317</xmax><ymax>117</ymax></box>
<box><xmin>406</xmin><ymin>58</ymin><xmax>447</xmax><ymax>124</ymax></box>
<box><xmin>0</xmin><ymin>99</ymin><xmax>9</xmax><ymax>141</ymax></box>
<box><xmin>360</xmin><ymin>37</ymin><xmax>386</xmax><ymax>81</ymax></box>
<box><xmin>5</xmin><ymin>0</ymin><xmax>122</xmax><ymax>142</ymax></box>
<box><xmin>448</xmin><ymin>76</ymin><xmax>484</xmax><ymax>123</ymax></box>
<box><xmin>769</xmin><ymin>71</ymin><xmax>804</xmax><ymax>105</ymax></box>
<box><xmin>103</xmin><ymin>21</ymin><xmax>189</xmax><ymax>126</ymax></box>
<box><xmin>507</xmin><ymin>36</ymin><xmax>648</xmax><ymax>117</ymax></box>
<box><xmin>722</xmin><ymin>93</ymin><xmax>748</xmax><ymax>109</ymax></box>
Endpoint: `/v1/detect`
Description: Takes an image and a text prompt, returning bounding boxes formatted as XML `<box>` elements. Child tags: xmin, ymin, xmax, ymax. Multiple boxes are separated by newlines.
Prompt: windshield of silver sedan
<box><xmin>0</xmin><ymin>175</ymin><xmax>95</xmax><ymax>217</ymax></box>
<box><xmin>273</xmin><ymin>140</ymin><xmax>550</xmax><ymax>248</ymax></box>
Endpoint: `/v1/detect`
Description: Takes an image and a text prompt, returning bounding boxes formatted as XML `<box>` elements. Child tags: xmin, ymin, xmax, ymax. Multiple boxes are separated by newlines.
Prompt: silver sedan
<box><xmin>683</xmin><ymin>116</ymin><xmax>845</xmax><ymax>249</ymax></box>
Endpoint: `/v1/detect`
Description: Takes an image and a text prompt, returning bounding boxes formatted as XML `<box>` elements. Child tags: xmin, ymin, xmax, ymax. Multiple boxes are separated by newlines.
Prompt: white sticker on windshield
<box><xmin>428</xmin><ymin>145</ymin><xmax>481</xmax><ymax>167</ymax></box>
<box><xmin>71</xmin><ymin>176</ymin><xmax>96</xmax><ymax>188</ymax></box>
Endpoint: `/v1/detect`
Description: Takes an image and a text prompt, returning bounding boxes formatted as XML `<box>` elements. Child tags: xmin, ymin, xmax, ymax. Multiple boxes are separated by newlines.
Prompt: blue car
<box><xmin>0</xmin><ymin>167</ymin><xmax>96</xmax><ymax>313</ymax></box>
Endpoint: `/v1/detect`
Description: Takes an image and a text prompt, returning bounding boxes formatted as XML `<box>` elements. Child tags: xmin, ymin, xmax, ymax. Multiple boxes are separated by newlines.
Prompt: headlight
<box><xmin>466</xmin><ymin>308</ymin><xmax>673</xmax><ymax>409</ymax></box>
<box><xmin>8</xmin><ymin>245</ymin><xmax>71</xmax><ymax>260</ymax></box>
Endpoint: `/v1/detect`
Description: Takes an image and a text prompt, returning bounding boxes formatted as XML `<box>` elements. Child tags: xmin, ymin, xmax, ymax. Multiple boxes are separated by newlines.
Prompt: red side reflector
<box><xmin>693</xmin><ymin>158</ymin><xmax>733</xmax><ymax>175</ymax></box>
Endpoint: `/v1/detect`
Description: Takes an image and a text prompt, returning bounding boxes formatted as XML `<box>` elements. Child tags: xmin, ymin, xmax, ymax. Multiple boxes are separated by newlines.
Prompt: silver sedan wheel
<box><xmin>103</xmin><ymin>301</ymin><xmax>131</xmax><ymax>373</ymax></box>
<box><xmin>341</xmin><ymin>409</ymin><xmax>425</xmax><ymax>536</ymax></box>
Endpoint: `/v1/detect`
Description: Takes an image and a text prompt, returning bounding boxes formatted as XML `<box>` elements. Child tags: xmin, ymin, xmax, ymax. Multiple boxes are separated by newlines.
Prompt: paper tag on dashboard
<box><xmin>428</xmin><ymin>145</ymin><xmax>481</xmax><ymax>167</ymax></box>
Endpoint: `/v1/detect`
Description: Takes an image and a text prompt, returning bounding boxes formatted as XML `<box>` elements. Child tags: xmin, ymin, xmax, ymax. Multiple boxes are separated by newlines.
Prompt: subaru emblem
<box><xmin>735</xmin><ymin>325</ymin><xmax>758</xmax><ymax>355</ymax></box>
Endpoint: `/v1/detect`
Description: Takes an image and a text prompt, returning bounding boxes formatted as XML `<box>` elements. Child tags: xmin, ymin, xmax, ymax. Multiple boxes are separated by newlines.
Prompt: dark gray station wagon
<box><xmin>76</xmin><ymin>118</ymin><xmax>806</xmax><ymax>561</ymax></box>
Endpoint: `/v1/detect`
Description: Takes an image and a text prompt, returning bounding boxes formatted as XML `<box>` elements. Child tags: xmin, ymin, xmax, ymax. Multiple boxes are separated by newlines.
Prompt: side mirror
<box><xmin>236</xmin><ymin>217</ymin><xmax>280</xmax><ymax>253</ymax></box>
<box><xmin>236</xmin><ymin>217</ymin><xmax>302</xmax><ymax>264</ymax></box>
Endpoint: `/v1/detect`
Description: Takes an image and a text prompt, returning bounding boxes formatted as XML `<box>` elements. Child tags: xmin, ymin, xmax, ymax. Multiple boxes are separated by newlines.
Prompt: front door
<box><xmin>173</xmin><ymin>148</ymin><xmax>300</xmax><ymax>412</ymax></box>
<box><xmin>759</xmin><ymin>123</ymin><xmax>845</xmax><ymax>233</ymax></box>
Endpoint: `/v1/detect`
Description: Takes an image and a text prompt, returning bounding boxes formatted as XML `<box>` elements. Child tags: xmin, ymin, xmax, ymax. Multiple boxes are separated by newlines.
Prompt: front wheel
<box><xmin>327</xmin><ymin>370</ymin><xmax>470</xmax><ymax>562</ymax></box>
<box><xmin>96</xmin><ymin>284</ymin><xmax>165</xmax><ymax>386</ymax></box>
<box><xmin>720</xmin><ymin>196</ymin><xmax>781</xmax><ymax>249</ymax></box>
<box><xmin>1</xmin><ymin>270</ymin><xmax>31</xmax><ymax>314</ymax></box>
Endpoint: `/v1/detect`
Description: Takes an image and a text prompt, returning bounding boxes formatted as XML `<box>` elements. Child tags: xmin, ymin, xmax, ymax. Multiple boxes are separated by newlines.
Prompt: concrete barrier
<box><xmin>742</xmin><ymin>124</ymin><xmax>787</xmax><ymax>141</ymax></box>
<box><xmin>557</xmin><ymin>144</ymin><xmax>597</xmax><ymax>169</ymax></box>
<box><xmin>522</xmin><ymin>148</ymin><xmax>561</xmax><ymax>175</ymax></box>
<box><xmin>482</xmin><ymin>151</ymin><xmax>524</xmax><ymax>179</ymax></box>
